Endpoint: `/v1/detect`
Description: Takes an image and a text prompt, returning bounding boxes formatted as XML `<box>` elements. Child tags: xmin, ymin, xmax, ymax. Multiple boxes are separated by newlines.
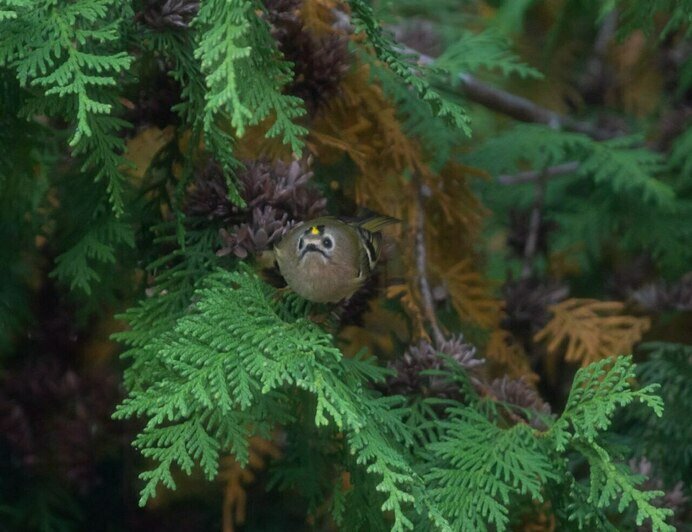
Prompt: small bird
<box><xmin>274</xmin><ymin>215</ymin><xmax>398</xmax><ymax>303</ymax></box>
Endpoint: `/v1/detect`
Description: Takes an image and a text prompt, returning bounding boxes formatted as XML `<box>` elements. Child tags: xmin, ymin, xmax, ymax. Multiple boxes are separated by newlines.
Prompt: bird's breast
<box><xmin>288</xmin><ymin>254</ymin><xmax>360</xmax><ymax>302</ymax></box>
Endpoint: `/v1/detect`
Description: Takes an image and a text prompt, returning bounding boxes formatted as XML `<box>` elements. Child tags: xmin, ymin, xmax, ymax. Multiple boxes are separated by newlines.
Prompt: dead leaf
<box><xmin>386</xmin><ymin>282</ymin><xmax>427</xmax><ymax>340</ymax></box>
<box><xmin>486</xmin><ymin>328</ymin><xmax>538</xmax><ymax>383</ymax></box>
<box><xmin>338</xmin><ymin>302</ymin><xmax>409</xmax><ymax>357</ymax></box>
<box><xmin>302</xmin><ymin>0</ymin><xmax>340</xmax><ymax>35</ymax></box>
<box><xmin>123</xmin><ymin>126</ymin><xmax>175</xmax><ymax>184</ymax></box>
<box><xmin>548</xmin><ymin>245</ymin><xmax>583</xmax><ymax>279</ymax></box>
<box><xmin>518</xmin><ymin>500</ymin><xmax>556</xmax><ymax>532</ymax></box>
<box><xmin>438</xmin><ymin>259</ymin><xmax>502</xmax><ymax>329</ymax></box>
<box><xmin>218</xmin><ymin>436</ymin><xmax>281</xmax><ymax>532</ymax></box>
<box><xmin>534</xmin><ymin>298</ymin><xmax>650</xmax><ymax>368</ymax></box>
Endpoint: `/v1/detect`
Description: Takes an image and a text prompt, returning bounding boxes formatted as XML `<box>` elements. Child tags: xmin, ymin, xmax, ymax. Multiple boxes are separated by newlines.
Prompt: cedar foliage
<box><xmin>1</xmin><ymin>0</ymin><xmax>691</xmax><ymax>530</ymax></box>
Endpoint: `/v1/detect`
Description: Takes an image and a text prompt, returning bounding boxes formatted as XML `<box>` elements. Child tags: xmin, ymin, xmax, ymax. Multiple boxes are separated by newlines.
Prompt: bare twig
<box><xmin>334</xmin><ymin>8</ymin><xmax>620</xmax><ymax>140</ymax></box>
<box><xmin>497</xmin><ymin>161</ymin><xmax>580</xmax><ymax>185</ymax></box>
<box><xmin>579</xmin><ymin>10</ymin><xmax>618</xmax><ymax>99</ymax></box>
<box><xmin>459</xmin><ymin>74</ymin><xmax>617</xmax><ymax>139</ymax></box>
<box><xmin>397</xmin><ymin>43</ymin><xmax>619</xmax><ymax>140</ymax></box>
<box><xmin>414</xmin><ymin>183</ymin><xmax>446</xmax><ymax>346</ymax></box>
<box><xmin>521</xmin><ymin>171</ymin><xmax>547</xmax><ymax>279</ymax></box>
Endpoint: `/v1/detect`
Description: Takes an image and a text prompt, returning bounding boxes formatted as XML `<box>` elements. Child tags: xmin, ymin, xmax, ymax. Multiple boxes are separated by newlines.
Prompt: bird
<box><xmin>273</xmin><ymin>215</ymin><xmax>398</xmax><ymax>303</ymax></box>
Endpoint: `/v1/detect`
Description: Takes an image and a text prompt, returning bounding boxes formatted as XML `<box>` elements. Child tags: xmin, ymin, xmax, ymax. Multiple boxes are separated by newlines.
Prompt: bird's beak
<box><xmin>300</xmin><ymin>243</ymin><xmax>327</xmax><ymax>260</ymax></box>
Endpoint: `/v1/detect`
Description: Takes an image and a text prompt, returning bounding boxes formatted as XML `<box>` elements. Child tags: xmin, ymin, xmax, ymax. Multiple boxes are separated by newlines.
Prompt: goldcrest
<box><xmin>273</xmin><ymin>216</ymin><xmax>398</xmax><ymax>303</ymax></box>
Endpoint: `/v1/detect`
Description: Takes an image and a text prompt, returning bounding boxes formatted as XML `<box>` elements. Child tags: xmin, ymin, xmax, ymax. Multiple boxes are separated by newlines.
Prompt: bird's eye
<box><xmin>298</xmin><ymin>237</ymin><xmax>304</xmax><ymax>250</ymax></box>
<box><xmin>322</xmin><ymin>237</ymin><xmax>333</xmax><ymax>249</ymax></box>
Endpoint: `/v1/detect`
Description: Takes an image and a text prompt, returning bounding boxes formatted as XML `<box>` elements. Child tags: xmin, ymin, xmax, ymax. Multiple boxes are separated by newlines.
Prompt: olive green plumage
<box><xmin>273</xmin><ymin>215</ymin><xmax>398</xmax><ymax>302</ymax></box>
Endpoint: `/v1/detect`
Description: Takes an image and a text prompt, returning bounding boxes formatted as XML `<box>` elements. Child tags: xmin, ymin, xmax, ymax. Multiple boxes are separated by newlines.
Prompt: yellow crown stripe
<box><xmin>310</xmin><ymin>226</ymin><xmax>321</xmax><ymax>235</ymax></box>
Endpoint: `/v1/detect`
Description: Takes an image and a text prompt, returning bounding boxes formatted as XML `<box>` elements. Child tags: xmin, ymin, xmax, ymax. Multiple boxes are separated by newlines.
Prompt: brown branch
<box><xmin>579</xmin><ymin>10</ymin><xmax>618</xmax><ymax>99</ymax></box>
<box><xmin>460</xmin><ymin>74</ymin><xmax>617</xmax><ymax>139</ymax></box>
<box><xmin>497</xmin><ymin>161</ymin><xmax>580</xmax><ymax>185</ymax></box>
<box><xmin>334</xmin><ymin>9</ymin><xmax>620</xmax><ymax>140</ymax></box>
<box><xmin>414</xmin><ymin>183</ymin><xmax>445</xmax><ymax>347</ymax></box>
<box><xmin>521</xmin><ymin>171</ymin><xmax>547</xmax><ymax>279</ymax></box>
<box><xmin>332</xmin><ymin>9</ymin><xmax>622</xmax><ymax>140</ymax></box>
<box><xmin>397</xmin><ymin>43</ymin><xmax>619</xmax><ymax>141</ymax></box>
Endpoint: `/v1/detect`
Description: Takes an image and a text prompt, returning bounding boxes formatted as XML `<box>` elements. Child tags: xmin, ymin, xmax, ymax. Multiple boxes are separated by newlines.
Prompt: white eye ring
<box><xmin>322</xmin><ymin>237</ymin><xmax>333</xmax><ymax>249</ymax></box>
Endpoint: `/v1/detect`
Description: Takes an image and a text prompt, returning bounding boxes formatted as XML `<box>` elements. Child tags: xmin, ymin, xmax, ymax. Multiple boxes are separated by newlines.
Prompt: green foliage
<box><xmin>434</xmin><ymin>30</ymin><xmax>542</xmax><ymax>80</ymax></box>
<box><xmin>470</xmin><ymin>123</ymin><xmax>691</xmax><ymax>278</ymax></box>
<box><xmin>548</xmin><ymin>357</ymin><xmax>672</xmax><ymax>532</ymax></box>
<box><xmin>423</xmin><ymin>356</ymin><xmax>674</xmax><ymax>532</ymax></box>
<box><xmin>356</xmin><ymin>9</ymin><xmax>539</xmax><ymax>171</ymax></box>
<box><xmin>677</xmin><ymin>55</ymin><xmax>692</xmax><ymax>98</ymax></box>
<box><xmin>1</xmin><ymin>0</ymin><xmax>689</xmax><ymax>529</ymax></box>
<box><xmin>51</xmin><ymin>214</ymin><xmax>134</xmax><ymax>295</ymax></box>
<box><xmin>0</xmin><ymin>0</ymin><xmax>133</xmax><ymax>214</ymax></box>
<box><xmin>468</xmin><ymin>124</ymin><xmax>588</xmax><ymax>173</ymax></box>
<box><xmin>0</xmin><ymin>477</ymin><xmax>83</xmax><ymax>532</ymax></box>
<box><xmin>113</xmin><ymin>223</ymin><xmax>221</xmax><ymax>386</ymax></box>
<box><xmin>115</xmin><ymin>267</ymin><xmax>441</xmax><ymax>531</ymax></box>
<box><xmin>470</xmin><ymin>125</ymin><xmax>672</xmax><ymax>205</ymax></box>
<box><xmin>348</xmin><ymin>0</ymin><xmax>471</xmax><ymax>135</ymax></box>
<box><xmin>601</xmin><ymin>0</ymin><xmax>692</xmax><ymax>38</ymax></box>
<box><xmin>374</xmin><ymin>0</ymin><xmax>463</xmax><ymax>21</ymax></box>
<box><xmin>142</xmin><ymin>29</ymin><xmax>244</xmax><ymax>205</ymax></box>
<box><xmin>576</xmin><ymin>442</ymin><xmax>673</xmax><ymax>531</ymax></box>
<box><xmin>364</xmin><ymin>52</ymin><xmax>459</xmax><ymax>169</ymax></box>
<box><xmin>579</xmin><ymin>136</ymin><xmax>671</xmax><ymax>205</ymax></box>
<box><xmin>41</xmin><ymin>156</ymin><xmax>138</xmax><ymax>302</ymax></box>
<box><xmin>625</xmin><ymin>343</ymin><xmax>692</xmax><ymax>485</ymax></box>
<box><xmin>426</xmin><ymin>408</ymin><xmax>558</xmax><ymax>531</ymax></box>
<box><xmin>194</xmin><ymin>0</ymin><xmax>307</xmax><ymax>155</ymax></box>
<box><xmin>669</xmin><ymin>125</ymin><xmax>692</xmax><ymax>183</ymax></box>
<box><xmin>117</xmin><ymin>270</ymin><xmax>675</xmax><ymax>532</ymax></box>
<box><xmin>144</xmin><ymin>0</ymin><xmax>312</xmax><ymax>206</ymax></box>
<box><xmin>549</xmin><ymin>355</ymin><xmax>663</xmax><ymax>450</ymax></box>
<box><xmin>368</xmin><ymin>29</ymin><xmax>540</xmax><ymax>168</ymax></box>
<box><xmin>267</xmin><ymin>403</ymin><xmax>341</xmax><ymax>514</ymax></box>
<box><xmin>490</xmin><ymin>0</ymin><xmax>538</xmax><ymax>36</ymax></box>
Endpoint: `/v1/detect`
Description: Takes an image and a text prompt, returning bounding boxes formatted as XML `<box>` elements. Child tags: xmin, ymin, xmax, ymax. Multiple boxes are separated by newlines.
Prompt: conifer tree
<box><xmin>0</xmin><ymin>0</ymin><xmax>690</xmax><ymax>529</ymax></box>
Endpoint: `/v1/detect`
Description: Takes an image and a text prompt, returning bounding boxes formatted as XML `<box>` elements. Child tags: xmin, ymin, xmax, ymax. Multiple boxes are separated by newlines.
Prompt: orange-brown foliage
<box><xmin>535</xmin><ymin>299</ymin><xmax>651</xmax><ymax>370</ymax></box>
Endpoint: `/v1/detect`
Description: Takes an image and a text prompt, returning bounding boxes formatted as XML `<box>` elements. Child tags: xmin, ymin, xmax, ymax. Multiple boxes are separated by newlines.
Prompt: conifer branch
<box><xmin>338</xmin><ymin>7</ymin><xmax>616</xmax><ymax>139</ymax></box>
<box><xmin>497</xmin><ymin>161</ymin><xmax>580</xmax><ymax>185</ymax></box>
<box><xmin>2</xmin><ymin>1</ymin><xmax>689</xmax><ymax>529</ymax></box>
<box><xmin>521</xmin><ymin>172</ymin><xmax>547</xmax><ymax>279</ymax></box>
<box><xmin>578</xmin><ymin>10</ymin><xmax>618</xmax><ymax>97</ymax></box>
<box><xmin>345</xmin><ymin>1</ymin><xmax>471</xmax><ymax>134</ymax></box>
<box><xmin>415</xmin><ymin>182</ymin><xmax>445</xmax><ymax>346</ymax></box>
<box><xmin>397</xmin><ymin>43</ymin><xmax>618</xmax><ymax>141</ymax></box>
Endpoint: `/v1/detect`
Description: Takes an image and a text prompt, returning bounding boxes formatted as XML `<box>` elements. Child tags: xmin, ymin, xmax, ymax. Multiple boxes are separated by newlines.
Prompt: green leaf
<box><xmin>425</xmin><ymin>408</ymin><xmax>559</xmax><ymax>532</ymax></box>
<box><xmin>577</xmin><ymin>442</ymin><xmax>674</xmax><ymax>532</ymax></box>
<box><xmin>51</xmin><ymin>215</ymin><xmax>134</xmax><ymax>295</ymax></box>
<box><xmin>348</xmin><ymin>0</ymin><xmax>471</xmax><ymax>135</ymax></box>
<box><xmin>549</xmin><ymin>355</ymin><xmax>663</xmax><ymax>451</ymax></box>
<box><xmin>578</xmin><ymin>136</ymin><xmax>672</xmax><ymax>206</ymax></box>
<box><xmin>1</xmin><ymin>0</ymin><xmax>133</xmax><ymax>214</ymax></box>
<box><xmin>435</xmin><ymin>30</ymin><xmax>543</xmax><ymax>80</ymax></box>
<box><xmin>115</xmin><ymin>268</ymin><xmax>431</xmax><ymax>529</ymax></box>
<box><xmin>194</xmin><ymin>0</ymin><xmax>307</xmax><ymax>154</ymax></box>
